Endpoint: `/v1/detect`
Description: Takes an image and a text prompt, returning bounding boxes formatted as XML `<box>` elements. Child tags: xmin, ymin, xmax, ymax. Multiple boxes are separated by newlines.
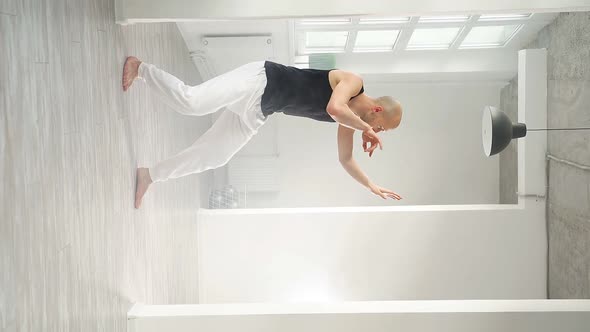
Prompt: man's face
<box><xmin>371</xmin><ymin>105</ymin><xmax>402</xmax><ymax>133</ymax></box>
<box><xmin>367</xmin><ymin>112</ymin><xmax>389</xmax><ymax>133</ymax></box>
<box><xmin>360</xmin><ymin>105</ymin><xmax>400</xmax><ymax>133</ymax></box>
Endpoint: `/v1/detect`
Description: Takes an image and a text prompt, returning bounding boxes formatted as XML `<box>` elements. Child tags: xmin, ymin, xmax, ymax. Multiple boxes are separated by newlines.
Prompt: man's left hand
<box><xmin>362</xmin><ymin>131</ymin><xmax>380</xmax><ymax>157</ymax></box>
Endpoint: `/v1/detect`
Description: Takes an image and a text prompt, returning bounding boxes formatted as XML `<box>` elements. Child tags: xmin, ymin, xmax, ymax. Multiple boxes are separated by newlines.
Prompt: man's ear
<box><xmin>374</xmin><ymin>106</ymin><xmax>383</xmax><ymax>113</ymax></box>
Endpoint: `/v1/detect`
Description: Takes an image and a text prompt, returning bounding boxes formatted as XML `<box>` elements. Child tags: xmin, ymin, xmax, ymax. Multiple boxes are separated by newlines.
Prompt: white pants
<box><xmin>137</xmin><ymin>61</ymin><xmax>268</xmax><ymax>182</ymax></box>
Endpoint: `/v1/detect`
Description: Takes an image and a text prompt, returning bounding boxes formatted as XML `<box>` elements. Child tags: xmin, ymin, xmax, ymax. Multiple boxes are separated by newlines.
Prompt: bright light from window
<box><xmin>293</xmin><ymin>55</ymin><xmax>309</xmax><ymax>68</ymax></box>
<box><xmin>299</xmin><ymin>18</ymin><xmax>351</xmax><ymax>25</ymax></box>
<box><xmin>304</xmin><ymin>31</ymin><xmax>349</xmax><ymax>53</ymax></box>
<box><xmin>419</xmin><ymin>15</ymin><xmax>470</xmax><ymax>23</ymax></box>
<box><xmin>479</xmin><ymin>14</ymin><xmax>532</xmax><ymax>21</ymax></box>
<box><xmin>295</xmin><ymin>14</ymin><xmax>530</xmax><ymax>54</ymax></box>
<box><xmin>460</xmin><ymin>25</ymin><xmax>521</xmax><ymax>48</ymax></box>
<box><xmin>353</xmin><ymin>30</ymin><xmax>400</xmax><ymax>52</ymax></box>
<box><xmin>407</xmin><ymin>27</ymin><xmax>462</xmax><ymax>49</ymax></box>
<box><xmin>294</xmin><ymin>55</ymin><xmax>309</xmax><ymax>63</ymax></box>
<box><xmin>359</xmin><ymin>17</ymin><xmax>410</xmax><ymax>24</ymax></box>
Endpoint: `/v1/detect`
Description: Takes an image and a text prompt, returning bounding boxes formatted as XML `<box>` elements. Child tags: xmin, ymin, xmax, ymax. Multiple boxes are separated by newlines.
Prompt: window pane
<box><xmin>419</xmin><ymin>15</ymin><xmax>470</xmax><ymax>22</ymax></box>
<box><xmin>354</xmin><ymin>30</ymin><xmax>400</xmax><ymax>52</ymax></box>
<box><xmin>460</xmin><ymin>25</ymin><xmax>520</xmax><ymax>47</ymax></box>
<box><xmin>359</xmin><ymin>17</ymin><xmax>410</xmax><ymax>24</ymax></box>
<box><xmin>305</xmin><ymin>31</ymin><xmax>349</xmax><ymax>53</ymax></box>
<box><xmin>407</xmin><ymin>27</ymin><xmax>461</xmax><ymax>49</ymax></box>
<box><xmin>299</xmin><ymin>18</ymin><xmax>351</xmax><ymax>25</ymax></box>
<box><xmin>479</xmin><ymin>14</ymin><xmax>531</xmax><ymax>21</ymax></box>
<box><xmin>294</xmin><ymin>55</ymin><xmax>309</xmax><ymax>64</ymax></box>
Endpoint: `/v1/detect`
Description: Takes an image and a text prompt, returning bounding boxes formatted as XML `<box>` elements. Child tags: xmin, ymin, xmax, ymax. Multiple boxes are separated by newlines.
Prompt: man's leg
<box><xmin>122</xmin><ymin>56</ymin><xmax>259</xmax><ymax>116</ymax></box>
<box><xmin>134</xmin><ymin>111</ymin><xmax>258</xmax><ymax>208</ymax></box>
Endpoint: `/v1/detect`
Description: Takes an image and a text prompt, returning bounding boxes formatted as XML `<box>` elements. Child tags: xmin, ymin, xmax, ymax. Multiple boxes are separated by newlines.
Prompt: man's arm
<box><xmin>338</xmin><ymin>124</ymin><xmax>403</xmax><ymax>200</ymax></box>
<box><xmin>338</xmin><ymin>124</ymin><xmax>371</xmax><ymax>187</ymax></box>
<box><xmin>327</xmin><ymin>74</ymin><xmax>370</xmax><ymax>131</ymax></box>
<box><xmin>327</xmin><ymin>74</ymin><xmax>383</xmax><ymax>151</ymax></box>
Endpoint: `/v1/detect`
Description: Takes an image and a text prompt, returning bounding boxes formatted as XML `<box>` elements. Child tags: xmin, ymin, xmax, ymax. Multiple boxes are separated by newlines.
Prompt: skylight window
<box><xmin>299</xmin><ymin>18</ymin><xmax>351</xmax><ymax>25</ymax></box>
<box><xmin>303</xmin><ymin>31</ymin><xmax>349</xmax><ymax>53</ymax></box>
<box><xmin>294</xmin><ymin>13</ymin><xmax>536</xmax><ymax>55</ymax></box>
<box><xmin>359</xmin><ymin>17</ymin><xmax>410</xmax><ymax>24</ymax></box>
<box><xmin>478</xmin><ymin>14</ymin><xmax>532</xmax><ymax>21</ymax></box>
<box><xmin>353</xmin><ymin>30</ymin><xmax>400</xmax><ymax>52</ymax></box>
<box><xmin>460</xmin><ymin>25</ymin><xmax>521</xmax><ymax>48</ymax></box>
<box><xmin>419</xmin><ymin>15</ymin><xmax>470</xmax><ymax>23</ymax></box>
<box><xmin>407</xmin><ymin>27</ymin><xmax>462</xmax><ymax>49</ymax></box>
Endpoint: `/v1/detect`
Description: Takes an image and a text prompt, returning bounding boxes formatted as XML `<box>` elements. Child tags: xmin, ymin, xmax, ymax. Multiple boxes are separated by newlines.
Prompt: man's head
<box><xmin>350</xmin><ymin>95</ymin><xmax>403</xmax><ymax>133</ymax></box>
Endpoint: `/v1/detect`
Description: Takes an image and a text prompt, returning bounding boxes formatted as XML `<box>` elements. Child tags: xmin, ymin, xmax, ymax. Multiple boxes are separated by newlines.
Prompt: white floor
<box><xmin>1</xmin><ymin>0</ymin><xmax>212</xmax><ymax>330</ymax></box>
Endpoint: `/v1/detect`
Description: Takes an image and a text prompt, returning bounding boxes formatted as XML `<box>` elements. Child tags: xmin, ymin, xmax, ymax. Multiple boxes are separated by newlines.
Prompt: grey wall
<box><xmin>499</xmin><ymin>11</ymin><xmax>590</xmax><ymax>298</ymax></box>
<box><xmin>499</xmin><ymin>79</ymin><xmax>519</xmax><ymax>204</ymax></box>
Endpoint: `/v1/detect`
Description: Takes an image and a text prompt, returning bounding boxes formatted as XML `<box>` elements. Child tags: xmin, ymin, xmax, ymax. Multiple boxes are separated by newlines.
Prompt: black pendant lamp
<box><xmin>482</xmin><ymin>106</ymin><xmax>526</xmax><ymax>157</ymax></box>
<box><xmin>482</xmin><ymin>106</ymin><xmax>590</xmax><ymax>157</ymax></box>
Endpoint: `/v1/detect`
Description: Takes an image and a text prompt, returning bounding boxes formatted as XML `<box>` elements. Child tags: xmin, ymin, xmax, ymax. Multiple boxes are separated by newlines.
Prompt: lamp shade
<box><xmin>482</xmin><ymin>106</ymin><xmax>527</xmax><ymax>157</ymax></box>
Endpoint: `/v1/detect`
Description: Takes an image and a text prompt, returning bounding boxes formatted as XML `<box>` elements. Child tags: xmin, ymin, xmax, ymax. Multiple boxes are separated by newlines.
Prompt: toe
<box><xmin>134</xmin><ymin>192</ymin><xmax>141</xmax><ymax>208</ymax></box>
<box><xmin>123</xmin><ymin>76</ymin><xmax>132</xmax><ymax>91</ymax></box>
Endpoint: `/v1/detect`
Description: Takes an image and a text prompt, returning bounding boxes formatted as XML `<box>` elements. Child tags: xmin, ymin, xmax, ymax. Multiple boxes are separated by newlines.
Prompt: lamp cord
<box><xmin>528</xmin><ymin>127</ymin><xmax>590</xmax><ymax>131</ymax></box>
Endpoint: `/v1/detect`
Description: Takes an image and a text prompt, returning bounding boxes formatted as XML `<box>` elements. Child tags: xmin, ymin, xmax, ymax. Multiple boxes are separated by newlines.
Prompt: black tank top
<box><xmin>261</xmin><ymin>61</ymin><xmax>364</xmax><ymax>122</ymax></box>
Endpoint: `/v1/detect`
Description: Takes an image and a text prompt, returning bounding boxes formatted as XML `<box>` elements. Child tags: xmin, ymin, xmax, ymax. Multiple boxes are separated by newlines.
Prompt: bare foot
<box><xmin>122</xmin><ymin>56</ymin><xmax>142</xmax><ymax>92</ymax></box>
<box><xmin>135</xmin><ymin>168</ymin><xmax>153</xmax><ymax>209</ymax></box>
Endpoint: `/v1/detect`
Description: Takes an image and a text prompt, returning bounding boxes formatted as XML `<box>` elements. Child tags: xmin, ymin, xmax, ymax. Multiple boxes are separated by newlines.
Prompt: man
<box><xmin>122</xmin><ymin>56</ymin><xmax>403</xmax><ymax>209</ymax></box>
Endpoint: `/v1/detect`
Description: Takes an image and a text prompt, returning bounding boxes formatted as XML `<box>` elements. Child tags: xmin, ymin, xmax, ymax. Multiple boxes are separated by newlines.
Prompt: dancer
<box><xmin>122</xmin><ymin>56</ymin><xmax>403</xmax><ymax>208</ymax></box>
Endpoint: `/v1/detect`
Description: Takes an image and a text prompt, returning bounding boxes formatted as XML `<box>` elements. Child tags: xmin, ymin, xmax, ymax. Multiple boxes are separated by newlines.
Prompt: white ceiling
<box><xmin>176</xmin><ymin>12</ymin><xmax>558</xmax><ymax>83</ymax></box>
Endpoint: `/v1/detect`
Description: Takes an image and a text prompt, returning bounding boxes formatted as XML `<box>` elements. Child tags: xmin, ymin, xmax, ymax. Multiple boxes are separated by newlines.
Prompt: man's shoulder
<box><xmin>332</xmin><ymin>70</ymin><xmax>363</xmax><ymax>87</ymax></box>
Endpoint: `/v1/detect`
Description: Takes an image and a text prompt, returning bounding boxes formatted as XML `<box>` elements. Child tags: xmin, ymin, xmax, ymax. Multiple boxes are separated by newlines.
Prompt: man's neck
<box><xmin>351</xmin><ymin>95</ymin><xmax>375</xmax><ymax>118</ymax></box>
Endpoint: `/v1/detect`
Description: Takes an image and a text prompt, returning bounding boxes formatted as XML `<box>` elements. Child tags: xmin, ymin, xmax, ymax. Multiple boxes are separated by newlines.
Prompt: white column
<box><xmin>518</xmin><ymin>49</ymin><xmax>548</xmax><ymax>200</ymax></box>
<box><xmin>128</xmin><ymin>300</ymin><xmax>590</xmax><ymax>332</ymax></box>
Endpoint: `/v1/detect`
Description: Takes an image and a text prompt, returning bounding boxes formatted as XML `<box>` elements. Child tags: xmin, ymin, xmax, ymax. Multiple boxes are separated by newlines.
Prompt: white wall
<box><xmin>244</xmin><ymin>82</ymin><xmax>502</xmax><ymax>208</ymax></box>
<box><xmin>334</xmin><ymin>50</ymin><xmax>517</xmax><ymax>79</ymax></box>
<box><xmin>128</xmin><ymin>300</ymin><xmax>590</xmax><ymax>332</ymax></box>
<box><xmin>176</xmin><ymin>15</ymin><xmax>555</xmax><ymax>80</ymax></box>
<box><xmin>196</xmin><ymin>203</ymin><xmax>546</xmax><ymax>303</ymax></box>
<box><xmin>193</xmin><ymin>50</ymin><xmax>548</xmax><ymax>306</ymax></box>
<box><xmin>175</xmin><ymin>21</ymin><xmax>504</xmax><ymax>208</ymax></box>
<box><xmin>174</xmin><ymin>20</ymin><xmax>502</xmax><ymax>208</ymax></box>
<box><xmin>177</xmin><ymin>20</ymin><xmax>291</xmax><ymax>67</ymax></box>
<box><xmin>116</xmin><ymin>0</ymin><xmax>590</xmax><ymax>23</ymax></box>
